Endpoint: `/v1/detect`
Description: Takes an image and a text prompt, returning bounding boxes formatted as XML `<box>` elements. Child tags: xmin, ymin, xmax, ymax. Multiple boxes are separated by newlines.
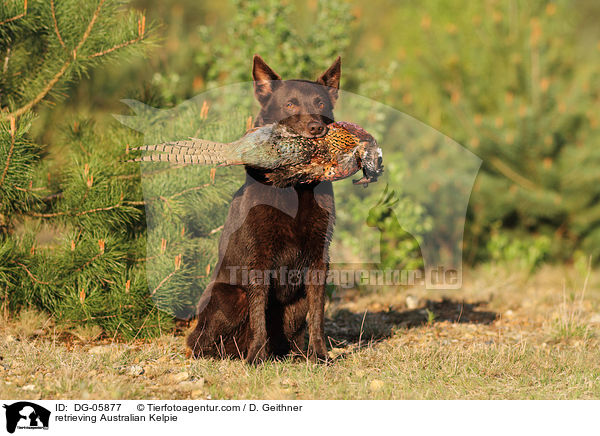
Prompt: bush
<box><xmin>367</xmin><ymin>0</ymin><xmax>600</xmax><ymax>263</ymax></box>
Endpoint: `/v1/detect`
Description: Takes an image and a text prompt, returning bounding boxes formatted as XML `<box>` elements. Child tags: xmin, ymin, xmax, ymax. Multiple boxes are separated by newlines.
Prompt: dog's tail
<box><xmin>129</xmin><ymin>139</ymin><xmax>241</xmax><ymax>165</ymax></box>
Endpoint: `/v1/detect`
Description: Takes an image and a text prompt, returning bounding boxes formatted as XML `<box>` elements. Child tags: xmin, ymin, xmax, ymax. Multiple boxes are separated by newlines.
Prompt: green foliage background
<box><xmin>1</xmin><ymin>0</ymin><xmax>599</xmax><ymax>337</ymax></box>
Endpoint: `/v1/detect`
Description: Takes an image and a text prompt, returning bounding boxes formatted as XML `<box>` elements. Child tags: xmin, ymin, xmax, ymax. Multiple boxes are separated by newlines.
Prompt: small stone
<box><xmin>406</xmin><ymin>295</ymin><xmax>420</xmax><ymax>310</ymax></box>
<box><xmin>127</xmin><ymin>365</ymin><xmax>144</xmax><ymax>376</ymax></box>
<box><xmin>89</xmin><ymin>344</ymin><xmax>120</xmax><ymax>355</ymax></box>
<box><xmin>191</xmin><ymin>389</ymin><xmax>204</xmax><ymax>399</ymax></box>
<box><xmin>503</xmin><ymin>310</ymin><xmax>514</xmax><ymax>318</ymax></box>
<box><xmin>589</xmin><ymin>313</ymin><xmax>600</xmax><ymax>324</ymax></box>
<box><xmin>369</xmin><ymin>379</ymin><xmax>384</xmax><ymax>391</ymax></box>
<box><xmin>177</xmin><ymin>378</ymin><xmax>204</xmax><ymax>390</ymax></box>
<box><xmin>22</xmin><ymin>384</ymin><xmax>36</xmax><ymax>391</ymax></box>
<box><xmin>5</xmin><ymin>335</ymin><xmax>15</xmax><ymax>343</ymax></box>
<box><xmin>168</xmin><ymin>371</ymin><xmax>189</xmax><ymax>383</ymax></box>
<box><xmin>327</xmin><ymin>347</ymin><xmax>347</xmax><ymax>359</ymax></box>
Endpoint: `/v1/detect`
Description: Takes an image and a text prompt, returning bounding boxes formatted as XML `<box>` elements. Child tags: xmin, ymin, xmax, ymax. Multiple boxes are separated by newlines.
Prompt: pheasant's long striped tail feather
<box><xmin>128</xmin><ymin>139</ymin><xmax>241</xmax><ymax>165</ymax></box>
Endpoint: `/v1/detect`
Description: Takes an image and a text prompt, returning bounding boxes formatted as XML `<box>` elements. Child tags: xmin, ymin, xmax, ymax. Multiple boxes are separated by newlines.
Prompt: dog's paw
<box><xmin>308</xmin><ymin>351</ymin><xmax>330</xmax><ymax>365</ymax></box>
<box><xmin>308</xmin><ymin>340</ymin><xmax>329</xmax><ymax>364</ymax></box>
<box><xmin>245</xmin><ymin>341</ymin><xmax>267</xmax><ymax>365</ymax></box>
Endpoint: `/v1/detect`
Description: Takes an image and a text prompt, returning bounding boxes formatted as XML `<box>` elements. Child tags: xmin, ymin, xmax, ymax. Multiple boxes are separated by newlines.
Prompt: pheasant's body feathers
<box><xmin>131</xmin><ymin>121</ymin><xmax>383</xmax><ymax>187</ymax></box>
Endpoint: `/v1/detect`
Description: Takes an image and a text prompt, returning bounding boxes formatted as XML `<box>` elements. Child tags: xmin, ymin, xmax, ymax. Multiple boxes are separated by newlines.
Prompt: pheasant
<box><xmin>131</xmin><ymin>121</ymin><xmax>383</xmax><ymax>187</ymax></box>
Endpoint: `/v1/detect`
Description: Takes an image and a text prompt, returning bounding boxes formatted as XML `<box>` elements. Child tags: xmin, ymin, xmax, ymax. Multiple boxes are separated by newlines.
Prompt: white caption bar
<box><xmin>0</xmin><ymin>400</ymin><xmax>597</xmax><ymax>435</ymax></box>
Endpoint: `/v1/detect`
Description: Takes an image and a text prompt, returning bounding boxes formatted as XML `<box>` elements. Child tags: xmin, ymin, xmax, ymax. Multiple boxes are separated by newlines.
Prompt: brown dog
<box><xmin>187</xmin><ymin>55</ymin><xmax>341</xmax><ymax>363</ymax></box>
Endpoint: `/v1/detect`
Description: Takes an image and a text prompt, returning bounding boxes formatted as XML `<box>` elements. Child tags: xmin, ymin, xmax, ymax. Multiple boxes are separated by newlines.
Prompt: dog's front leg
<box><xmin>306</xmin><ymin>265</ymin><xmax>328</xmax><ymax>362</ymax></box>
<box><xmin>245</xmin><ymin>284</ymin><xmax>268</xmax><ymax>364</ymax></box>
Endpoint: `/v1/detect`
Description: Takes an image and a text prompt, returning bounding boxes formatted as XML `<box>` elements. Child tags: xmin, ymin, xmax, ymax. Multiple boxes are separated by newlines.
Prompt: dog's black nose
<box><xmin>307</xmin><ymin>121</ymin><xmax>325</xmax><ymax>136</ymax></box>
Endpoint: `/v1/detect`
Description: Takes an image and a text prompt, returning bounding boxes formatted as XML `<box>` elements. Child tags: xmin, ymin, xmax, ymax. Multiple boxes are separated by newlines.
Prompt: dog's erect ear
<box><xmin>253</xmin><ymin>54</ymin><xmax>282</xmax><ymax>105</ymax></box>
<box><xmin>317</xmin><ymin>56</ymin><xmax>341</xmax><ymax>104</ymax></box>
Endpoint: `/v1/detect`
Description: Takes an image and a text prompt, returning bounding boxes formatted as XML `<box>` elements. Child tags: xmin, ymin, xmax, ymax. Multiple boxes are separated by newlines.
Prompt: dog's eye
<box><xmin>286</xmin><ymin>101</ymin><xmax>296</xmax><ymax>110</ymax></box>
<box><xmin>317</xmin><ymin>101</ymin><xmax>325</xmax><ymax>109</ymax></box>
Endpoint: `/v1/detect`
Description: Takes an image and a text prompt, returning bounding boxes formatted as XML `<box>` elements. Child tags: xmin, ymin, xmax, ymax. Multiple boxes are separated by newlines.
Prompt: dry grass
<box><xmin>1</xmin><ymin>263</ymin><xmax>599</xmax><ymax>400</ymax></box>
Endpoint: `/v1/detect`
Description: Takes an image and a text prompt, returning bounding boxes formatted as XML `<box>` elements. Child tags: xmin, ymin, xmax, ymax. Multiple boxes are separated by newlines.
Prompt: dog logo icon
<box><xmin>2</xmin><ymin>402</ymin><xmax>50</xmax><ymax>433</ymax></box>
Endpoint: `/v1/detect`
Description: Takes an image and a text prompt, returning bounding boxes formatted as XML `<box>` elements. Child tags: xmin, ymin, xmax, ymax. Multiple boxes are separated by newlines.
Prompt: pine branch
<box><xmin>0</xmin><ymin>0</ymin><xmax>147</xmax><ymax>121</ymax></box>
<box><xmin>1</xmin><ymin>54</ymin><xmax>71</xmax><ymax>120</ymax></box>
<box><xmin>488</xmin><ymin>156</ymin><xmax>539</xmax><ymax>191</ymax></box>
<box><xmin>88</xmin><ymin>15</ymin><xmax>145</xmax><ymax>59</ymax></box>
<box><xmin>0</xmin><ymin>117</ymin><xmax>16</xmax><ymax>188</ymax></box>
<box><xmin>132</xmin><ymin>306</ymin><xmax>156</xmax><ymax>340</ymax></box>
<box><xmin>209</xmin><ymin>225</ymin><xmax>224</xmax><ymax>235</ymax></box>
<box><xmin>50</xmin><ymin>0</ymin><xmax>66</xmax><ymax>48</ymax></box>
<box><xmin>114</xmin><ymin>164</ymin><xmax>187</xmax><ymax>179</ymax></box>
<box><xmin>169</xmin><ymin>183</ymin><xmax>211</xmax><ymax>199</ymax></box>
<box><xmin>151</xmin><ymin>269</ymin><xmax>178</xmax><ymax>296</ymax></box>
<box><xmin>74</xmin><ymin>0</ymin><xmax>106</xmax><ymax>55</ymax></box>
<box><xmin>118</xmin><ymin>184</ymin><xmax>213</xmax><ymax>207</ymax></box>
<box><xmin>0</xmin><ymin>0</ymin><xmax>27</xmax><ymax>26</ymax></box>
<box><xmin>71</xmin><ymin>314</ymin><xmax>118</xmax><ymax>322</ymax></box>
<box><xmin>1</xmin><ymin>0</ymin><xmax>105</xmax><ymax>119</ymax></box>
<box><xmin>74</xmin><ymin>252</ymin><xmax>103</xmax><ymax>273</ymax></box>
<box><xmin>11</xmin><ymin>261</ymin><xmax>51</xmax><ymax>286</ymax></box>
<box><xmin>28</xmin><ymin>194</ymin><xmax>140</xmax><ymax>218</ymax></box>
<box><xmin>88</xmin><ymin>37</ymin><xmax>142</xmax><ymax>59</ymax></box>
<box><xmin>14</xmin><ymin>185</ymin><xmax>47</xmax><ymax>192</ymax></box>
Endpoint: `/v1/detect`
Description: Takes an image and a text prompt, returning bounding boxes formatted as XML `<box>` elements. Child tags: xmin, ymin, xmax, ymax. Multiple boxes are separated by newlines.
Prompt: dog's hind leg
<box><xmin>186</xmin><ymin>282</ymin><xmax>249</xmax><ymax>359</ymax></box>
